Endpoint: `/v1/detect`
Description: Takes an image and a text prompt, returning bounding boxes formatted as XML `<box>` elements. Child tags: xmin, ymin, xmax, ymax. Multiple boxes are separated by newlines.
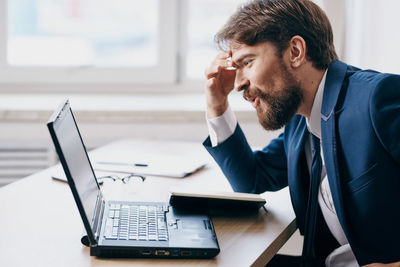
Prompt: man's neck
<box><xmin>296</xmin><ymin>63</ymin><xmax>326</xmax><ymax>118</ymax></box>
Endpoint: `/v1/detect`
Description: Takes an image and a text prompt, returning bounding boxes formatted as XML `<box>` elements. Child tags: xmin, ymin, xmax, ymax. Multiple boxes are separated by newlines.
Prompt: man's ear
<box><xmin>288</xmin><ymin>35</ymin><xmax>306</xmax><ymax>68</ymax></box>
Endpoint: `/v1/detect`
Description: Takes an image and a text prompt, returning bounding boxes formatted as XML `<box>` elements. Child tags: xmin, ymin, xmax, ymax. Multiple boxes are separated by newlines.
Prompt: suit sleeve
<box><xmin>203</xmin><ymin>123</ymin><xmax>288</xmax><ymax>193</ymax></box>
<box><xmin>370</xmin><ymin>74</ymin><xmax>400</xmax><ymax>165</ymax></box>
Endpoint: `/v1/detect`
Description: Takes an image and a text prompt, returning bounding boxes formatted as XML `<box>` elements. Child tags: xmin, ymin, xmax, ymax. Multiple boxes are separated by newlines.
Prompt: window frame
<box><xmin>0</xmin><ymin>0</ymin><xmax>179</xmax><ymax>86</ymax></box>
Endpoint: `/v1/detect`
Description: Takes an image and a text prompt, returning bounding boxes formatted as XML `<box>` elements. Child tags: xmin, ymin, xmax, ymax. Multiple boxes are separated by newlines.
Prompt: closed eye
<box><xmin>243</xmin><ymin>59</ymin><xmax>253</xmax><ymax>66</ymax></box>
<box><xmin>232</xmin><ymin>53</ymin><xmax>256</xmax><ymax>68</ymax></box>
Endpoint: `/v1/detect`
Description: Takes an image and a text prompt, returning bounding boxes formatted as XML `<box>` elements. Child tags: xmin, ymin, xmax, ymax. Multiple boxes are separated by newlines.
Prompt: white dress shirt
<box><xmin>206</xmin><ymin>72</ymin><xmax>359</xmax><ymax>266</ymax></box>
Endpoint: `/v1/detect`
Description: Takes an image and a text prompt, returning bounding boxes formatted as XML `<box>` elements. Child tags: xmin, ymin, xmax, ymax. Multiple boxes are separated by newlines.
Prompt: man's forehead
<box><xmin>230</xmin><ymin>42</ymin><xmax>254</xmax><ymax>60</ymax></box>
<box><xmin>230</xmin><ymin>41</ymin><xmax>277</xmax><ymax>60</ymax></box>
<box><xmin>230</xmin><ymin>42</ymin><xmax>268</xmax><ymax>63</ymax></box>
<box><xmin>230</xmin><ymin>42</ymin><xmax>248</xmax><ymax>54</ymax></box>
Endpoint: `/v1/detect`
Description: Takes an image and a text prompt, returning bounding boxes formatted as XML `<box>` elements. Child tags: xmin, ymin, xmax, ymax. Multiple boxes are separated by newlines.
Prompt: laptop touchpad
<box><xmin>178</xmin><ymin>219</ymin><xmax>205</xmax><ymax>230</ymax></box>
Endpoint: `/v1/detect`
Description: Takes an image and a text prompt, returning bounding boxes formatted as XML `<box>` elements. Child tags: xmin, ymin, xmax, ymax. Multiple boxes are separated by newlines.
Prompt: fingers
<box><xmin>204</xmin><ymin>52</ymin><xmax>234</xmax><ymax>79</ymax></box>
<box><xmin>225</xmin><ymin>57</ymin><xmax>236</xmax><ymax>70</ymax></box>
<box><xmin>204</xmin><ymin>53</ymin><xmax>237</xmax><ymax>117</ymax></box>
<box><xmin>206</xmin><ymin>77</ymin><xmax>216</xmax><ymax>90</ymax></box>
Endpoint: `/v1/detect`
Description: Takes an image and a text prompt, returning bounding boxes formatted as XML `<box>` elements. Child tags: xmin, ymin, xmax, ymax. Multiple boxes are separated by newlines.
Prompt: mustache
<box><xmin>243</xmin><ymin>88</ymin><xmax>256</xmax><ymax>101</ymax></box>
<box><xmin>243</xmin><ymin>88</ymin><xmax>266</xmax><ymax>102</ymax></box>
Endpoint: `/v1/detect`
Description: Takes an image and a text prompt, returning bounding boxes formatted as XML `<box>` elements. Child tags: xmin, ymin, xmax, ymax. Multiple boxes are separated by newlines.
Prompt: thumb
<box><xmin>206</xmin><ymin>77</ymin><xmax>217</xmax><ymax>90</ymax></box>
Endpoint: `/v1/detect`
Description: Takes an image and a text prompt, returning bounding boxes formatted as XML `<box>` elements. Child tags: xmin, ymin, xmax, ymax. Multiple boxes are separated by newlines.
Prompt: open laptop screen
<box><xmin>49</xmin><ymin>102</ymin><xmax>100</xmax><ymax>233</ymax></box>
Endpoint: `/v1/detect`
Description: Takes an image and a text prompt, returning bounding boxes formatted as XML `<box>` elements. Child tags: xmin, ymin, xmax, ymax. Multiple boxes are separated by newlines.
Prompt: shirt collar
<box><xmin>306</xmin><ymin>70</ymin><xmax>328</xmax><ymax>139</ymax></box>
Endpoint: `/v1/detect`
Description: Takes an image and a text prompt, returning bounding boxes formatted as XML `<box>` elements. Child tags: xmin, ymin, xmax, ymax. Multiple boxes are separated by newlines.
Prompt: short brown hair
<box><xmin>216</xmin><ymin>0</ymin><xmax>338</xmax><ymax>69</ymax></box>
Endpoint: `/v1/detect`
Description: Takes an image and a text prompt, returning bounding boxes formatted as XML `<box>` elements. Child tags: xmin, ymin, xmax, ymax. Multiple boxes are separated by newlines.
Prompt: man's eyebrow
<box><xmin>233</xmin><ymin>53</ymin><xmax>256</xmax><ymax>65</ymax></box>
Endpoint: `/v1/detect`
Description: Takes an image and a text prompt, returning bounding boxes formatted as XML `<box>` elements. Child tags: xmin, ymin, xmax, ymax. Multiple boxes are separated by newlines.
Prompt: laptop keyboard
<box><xmin>104</xmin><ymin>204</ymin><xmax>169</xmax><ymax>241</ymax></box>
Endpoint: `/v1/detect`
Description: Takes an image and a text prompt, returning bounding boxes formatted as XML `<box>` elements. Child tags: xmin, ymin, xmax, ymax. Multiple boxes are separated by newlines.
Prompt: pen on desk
<box><xmin>96</xmin><ymin>161</ymin><xmax>149</xmax><ymax>167</ymax></box>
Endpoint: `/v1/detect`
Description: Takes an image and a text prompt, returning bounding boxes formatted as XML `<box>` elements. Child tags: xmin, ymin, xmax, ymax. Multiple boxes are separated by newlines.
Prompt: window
<box><xmin>314</xmin><ymin>0</ymin><xmax>400</xmax><ymax>74</ymax></box>
<box><xmin>184</xmin><ymin>0</ymin><xmax>243</xmax><ymax>80</ymax></box>
<box><xmin>0</xmin><ymin>0</ymin><xmax>178</xmax><ymax>85</ymax></box>
<box><xmin>343</xmin><ymin>0</ymin><xmax>400</xmax><ymax>74</ymax></box>
<box><xmin>8</xmin><ymin>0</ymin><xmax>159</xmax><ymax>67</ymax></box>
<box><xmin>0</xmin><ymin>0</ymin><xmax>245</xmax><ymax>89</ymax></box>
<box><xmin>8</xmin><ymin>0</ymin><xmax>400</xmax><ymax>90</ymax></box>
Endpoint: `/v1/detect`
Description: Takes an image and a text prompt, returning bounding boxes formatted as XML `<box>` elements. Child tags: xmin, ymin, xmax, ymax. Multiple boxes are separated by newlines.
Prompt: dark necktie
<box><xmin>301</xmin><ymin>133</ymin><xmax>323</xmax><ymax>266</ymax></box>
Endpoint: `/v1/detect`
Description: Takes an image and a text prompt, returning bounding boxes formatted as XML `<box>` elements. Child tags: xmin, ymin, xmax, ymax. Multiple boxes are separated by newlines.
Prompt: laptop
<box><xmin>47</xmin><ymin>99</ymin><xmax>220</xmax><ymax>258</ymax></box>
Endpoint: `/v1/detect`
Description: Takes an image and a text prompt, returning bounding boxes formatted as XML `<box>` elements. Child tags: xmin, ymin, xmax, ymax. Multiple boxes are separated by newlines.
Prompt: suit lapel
<box><xmin>320</xmin><ymin>60</ymin><xmax>349</xmax><ymax>236</ymax></box>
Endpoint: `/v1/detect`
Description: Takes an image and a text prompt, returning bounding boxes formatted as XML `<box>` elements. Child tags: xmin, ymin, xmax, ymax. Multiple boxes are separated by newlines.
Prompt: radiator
<box><xmin>0</xmin><ymin>144</ymin><xmax>55</xmax><ymax>187</ymax></box>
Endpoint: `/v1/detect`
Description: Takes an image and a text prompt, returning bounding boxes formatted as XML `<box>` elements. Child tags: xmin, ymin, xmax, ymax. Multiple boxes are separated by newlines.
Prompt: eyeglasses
<box><xmin>97</xmin><ymin>174</ymin><xmax>146</xmax><ymax>184</ymax></box>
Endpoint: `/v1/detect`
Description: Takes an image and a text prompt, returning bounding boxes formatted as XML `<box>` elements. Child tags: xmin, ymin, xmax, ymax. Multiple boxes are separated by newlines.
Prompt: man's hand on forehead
<box><xmin>225</xmin><ymin>52</ymin><xmax>237</xmax><ymax>70</ymax></box>
<box><xmin>221</xmin><ymin>50</ymin><xmax>236</xmax><ymax>70</ymax></box>
<box><xmin>205</xmin><ymin>52</ymin><xmax>236</xmax><ymax>79</ymax></box>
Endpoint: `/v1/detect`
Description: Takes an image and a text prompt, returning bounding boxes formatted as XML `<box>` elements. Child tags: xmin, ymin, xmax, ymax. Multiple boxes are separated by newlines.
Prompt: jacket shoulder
<box><xmin>369</xmin><ymin>73</ymin><xmax>400</xmax><ymax>163</ymax></box>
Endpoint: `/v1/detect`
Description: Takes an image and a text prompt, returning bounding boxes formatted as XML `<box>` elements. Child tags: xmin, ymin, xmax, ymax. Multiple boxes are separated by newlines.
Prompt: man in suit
<box><xmin>203</xmin><ymin>0</ymin><xmax>400</xmax><ymax>266</ymax></box>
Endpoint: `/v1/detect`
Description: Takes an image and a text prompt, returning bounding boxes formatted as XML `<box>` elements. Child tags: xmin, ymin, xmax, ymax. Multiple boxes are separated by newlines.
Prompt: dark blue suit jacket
<box><xmin>203</xmin><ymin>61</ymin><xmax>400</xmax><ymax>265</ymax></box>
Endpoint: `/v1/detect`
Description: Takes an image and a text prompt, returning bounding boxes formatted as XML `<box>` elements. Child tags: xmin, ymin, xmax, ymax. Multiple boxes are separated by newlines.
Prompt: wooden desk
<box><xmin>0</xmin><ymin>139</ymin><xmax>296</xmax><ymax>267</ymax></box>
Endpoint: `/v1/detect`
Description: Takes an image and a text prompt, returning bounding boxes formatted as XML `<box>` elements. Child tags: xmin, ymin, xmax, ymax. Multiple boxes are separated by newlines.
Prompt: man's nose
<box><xmin>234</xmin><ymin>71</ymin><xmax>250</xmax><ymax>91</ymax></box>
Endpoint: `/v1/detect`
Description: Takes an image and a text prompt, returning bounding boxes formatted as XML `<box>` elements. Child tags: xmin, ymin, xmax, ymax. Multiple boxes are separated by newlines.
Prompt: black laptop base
<box><xmin>90</xmin><ymin>246</ymin><xmax>219</xmax><ymax>259</ymax></box>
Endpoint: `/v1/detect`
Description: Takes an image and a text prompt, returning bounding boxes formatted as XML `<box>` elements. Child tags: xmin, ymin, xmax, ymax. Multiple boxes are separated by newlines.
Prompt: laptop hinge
<box><xmin>92</xmin><ymin>192</ymin><xmax>106</xmax><ymax>244</ymax></box>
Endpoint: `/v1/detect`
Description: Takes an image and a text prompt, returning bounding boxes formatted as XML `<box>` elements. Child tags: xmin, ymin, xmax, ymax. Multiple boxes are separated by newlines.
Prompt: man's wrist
<box><xmin>206</xmin><ymin>105</ymin><xmax>237</xmax><ymax>147</ymax></box>
<box><xmin>207</xmin><ymin>101</ymin><xmax>229</xmax><ymax>118</ymax></box>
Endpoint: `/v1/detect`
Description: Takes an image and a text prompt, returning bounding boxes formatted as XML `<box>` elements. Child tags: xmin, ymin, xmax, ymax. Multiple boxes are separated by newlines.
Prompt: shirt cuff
<box><xmin>206</xmin><ymin>106</ymin><xmax>238</xmax><ymax>147</ymax></box>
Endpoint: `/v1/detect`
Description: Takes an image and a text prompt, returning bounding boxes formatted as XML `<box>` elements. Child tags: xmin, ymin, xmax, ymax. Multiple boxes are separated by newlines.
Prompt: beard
<box><xmin>244</xmin><ymin>63</ymin><xmax>304</xmax><ymax>131</ymax></box>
